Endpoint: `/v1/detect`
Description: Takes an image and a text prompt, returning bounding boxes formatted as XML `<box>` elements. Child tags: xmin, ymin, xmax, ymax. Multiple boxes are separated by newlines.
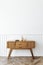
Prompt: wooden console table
<box><xmin>7</xmin><ymin>40</ymin><xmax>35</xmax><ymax>59</ymax></box>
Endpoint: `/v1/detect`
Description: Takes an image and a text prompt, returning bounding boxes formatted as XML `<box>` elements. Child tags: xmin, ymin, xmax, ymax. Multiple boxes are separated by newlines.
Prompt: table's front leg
<box><xmin>8</xmin><ymin>49</ymin><xmax>12</xmax><ymax>59</ymax></box>
<box><xmin>30</xmin><ymin>49</ymin><xmax>35</xmax><ymax>59</ymax></box>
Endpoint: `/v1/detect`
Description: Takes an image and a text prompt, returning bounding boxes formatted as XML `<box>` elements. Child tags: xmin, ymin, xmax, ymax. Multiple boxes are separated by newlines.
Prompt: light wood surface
<box><xmin>7</xmin><ymin>40</ymin><xmax>35</xmax><ymax>49</ymax></box>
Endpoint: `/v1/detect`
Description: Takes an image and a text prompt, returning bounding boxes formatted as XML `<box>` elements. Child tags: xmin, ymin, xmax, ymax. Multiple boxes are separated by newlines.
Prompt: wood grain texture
<box><xmin>7</xmin><ymin>40</ymin><xmax>35</xmax><ymax>49</ymax></box>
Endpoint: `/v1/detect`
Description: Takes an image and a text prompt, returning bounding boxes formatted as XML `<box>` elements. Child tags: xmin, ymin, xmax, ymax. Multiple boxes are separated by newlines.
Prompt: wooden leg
<box><xmin>8</xmin><ymin>49</ymin><xmax>12</xmax><ymax>59</ymax></box>
<box><xmin>30</xmin><ymin>49</ymin><xmax>35</xmax><ymax>59</ymax></box>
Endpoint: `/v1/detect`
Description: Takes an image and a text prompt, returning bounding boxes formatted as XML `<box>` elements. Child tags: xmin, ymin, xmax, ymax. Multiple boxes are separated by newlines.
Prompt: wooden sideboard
<box><xmin>7</xmin><ymin>40</ymin><xmax>35</xmax><ymax>59</ymax></box>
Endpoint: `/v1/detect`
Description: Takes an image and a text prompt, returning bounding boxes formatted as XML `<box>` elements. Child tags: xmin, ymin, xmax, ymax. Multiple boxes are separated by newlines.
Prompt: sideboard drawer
<box><xmin>7</xmin><ymin>41</ymin><xmax>15</xmax><ymax>49</ymax></box>
<box><xmin>15</xmin><ymin>41</ymin><xmax>27</xmax><ymax>49</ymax></box>
<box><xmin>27</xmin><ymin>41</ymin><xmax>35</xmax><ymax>49</ymax></box>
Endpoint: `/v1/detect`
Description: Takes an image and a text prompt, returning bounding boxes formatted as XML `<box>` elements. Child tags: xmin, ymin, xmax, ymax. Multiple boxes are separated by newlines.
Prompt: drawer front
<box><xmin>27</xmin><ymin>41</ymin><xmax>35</xmax><ymax>49</ymax></box>
<box><xmin>7</xmin><ymin>42</ymin><xmax>15</xmax><ymax>49</ymax></box>
<box><xmin>15</xmin><ymin>41</ymin><xmax>27</xmax><ymax>49</ymax></box>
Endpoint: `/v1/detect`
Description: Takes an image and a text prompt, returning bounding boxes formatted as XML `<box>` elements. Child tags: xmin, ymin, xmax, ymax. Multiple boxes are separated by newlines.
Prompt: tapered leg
<box><xmin>30</xmin><ymin>49</ymin><xmax>35</xmax><ymax>59</ymax></box>
<box><xmin>8</xmin><ymin>49</ymin><xmax>12</xmax><ymax>59</ymax></box>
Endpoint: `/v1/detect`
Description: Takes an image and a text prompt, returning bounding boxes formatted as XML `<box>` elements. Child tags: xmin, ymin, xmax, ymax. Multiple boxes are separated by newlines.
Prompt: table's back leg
<box><xmin>30</xmin><ymin>49</ymin><xmax>35</xmax><ymax>59</ymax></box>
<box><xmin>8</xmin><ymin>49</ymin><xmax>12</xmax><ymax>59</ymax></box>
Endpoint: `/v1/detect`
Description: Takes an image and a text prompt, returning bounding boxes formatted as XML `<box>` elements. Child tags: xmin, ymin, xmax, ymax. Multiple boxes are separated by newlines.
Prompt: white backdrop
<box><xmin>0</xmin><ymin>0</ymin><xmax>43</xmax><ymax>56</ymax></box>
<box><xmin>0</xmin><ymin>0</ymin><xmax>43</xmax><ymax>34</ymax></box>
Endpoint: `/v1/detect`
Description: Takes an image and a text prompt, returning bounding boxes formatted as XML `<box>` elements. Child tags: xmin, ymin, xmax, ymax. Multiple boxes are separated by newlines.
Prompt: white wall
<box><xmin>0</xmin><ymin>0</ymin><xmax>43</xmax><ymax>56</ymax></box>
